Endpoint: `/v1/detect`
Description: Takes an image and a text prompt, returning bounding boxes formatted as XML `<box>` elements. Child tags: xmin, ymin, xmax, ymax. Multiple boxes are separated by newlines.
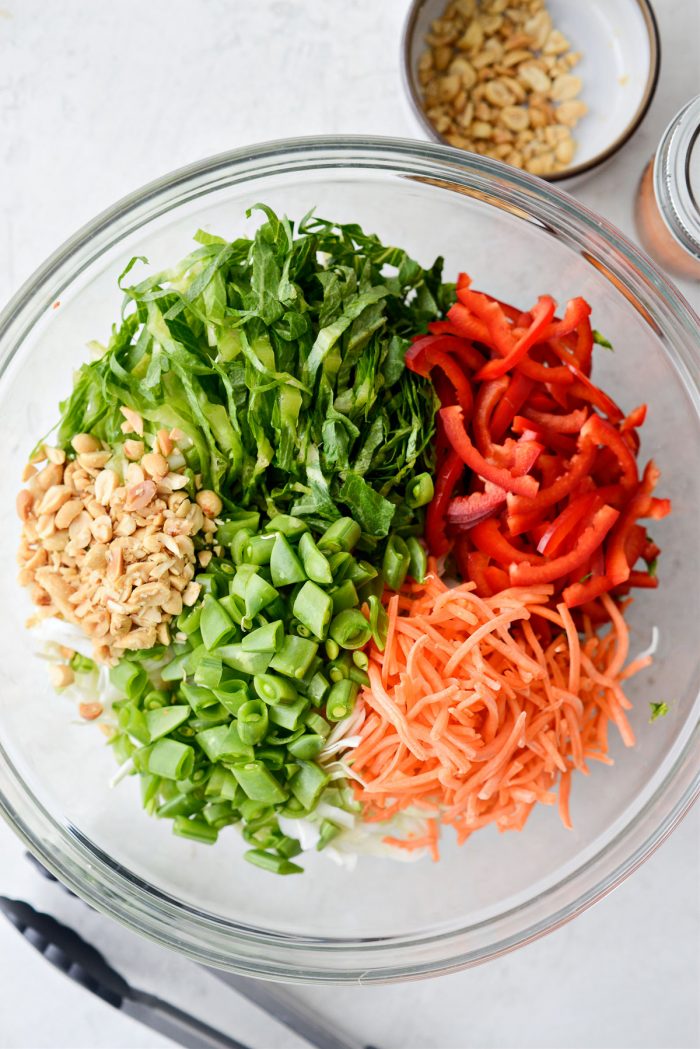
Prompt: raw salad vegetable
<box><xmin>15</xmin><ymin>209</ymin><xmax>670</xmax><ymax>874</ymax></box>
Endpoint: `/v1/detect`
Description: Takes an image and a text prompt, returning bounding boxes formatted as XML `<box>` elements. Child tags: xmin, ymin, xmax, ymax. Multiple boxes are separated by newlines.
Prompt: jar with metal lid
<box><xmin>635</xmin><ymin>95</ymin><xmax>700</xmax><ymax>280</ymax></box>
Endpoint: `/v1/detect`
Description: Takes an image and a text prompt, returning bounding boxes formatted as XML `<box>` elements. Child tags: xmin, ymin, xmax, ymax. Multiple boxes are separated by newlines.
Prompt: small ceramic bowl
<box><xmin>402</xmin><ymin>0</ymin><xmax>661</xmax><ymax>182</ymax></box>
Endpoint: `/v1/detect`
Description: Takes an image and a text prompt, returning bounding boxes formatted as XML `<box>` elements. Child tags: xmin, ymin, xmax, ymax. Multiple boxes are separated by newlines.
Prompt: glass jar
<box><xmin>635</xmin><ymin>95</ymin><xmax>700</xmax><ymax>280</ymax></box>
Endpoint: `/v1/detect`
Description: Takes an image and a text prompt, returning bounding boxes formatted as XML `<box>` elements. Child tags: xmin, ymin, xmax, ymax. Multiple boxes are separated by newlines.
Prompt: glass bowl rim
<box><xmin>0</xmin><ymin>135</ymin><xmax>698</xmax><ymax>983</ymax></box>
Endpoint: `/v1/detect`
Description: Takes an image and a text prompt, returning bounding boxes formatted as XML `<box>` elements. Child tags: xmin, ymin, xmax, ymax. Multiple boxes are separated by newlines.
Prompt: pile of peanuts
<box><xmin>16</xmin><ymin>407</ymin><xmax>223</xmax><ymax>667</ymax></box>
<box><xmin>418</xmin><ymin>0</ymin><xmax>587</xmax><ymax>176</ymax></box>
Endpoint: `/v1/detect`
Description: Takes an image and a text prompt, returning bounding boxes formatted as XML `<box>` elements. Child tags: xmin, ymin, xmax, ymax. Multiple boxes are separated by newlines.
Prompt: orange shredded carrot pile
<box><xmin>352</xmin><ymin>559</ymin><xmax>642</xmax><ymax>856</ymax></box>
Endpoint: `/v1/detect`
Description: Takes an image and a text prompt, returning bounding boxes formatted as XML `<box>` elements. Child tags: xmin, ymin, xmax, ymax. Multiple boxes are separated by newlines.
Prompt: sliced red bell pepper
<box><xmin>563</xmin><ymin>574</ymin><xmax>614</xmax><ymax>608</ymax></box>
<box><xmin>465</xmin><ymin>550</ymin><xmax>494</xmax><ymax>596</ymax></box>
<box><xmin>604</xmin><ymin>461</ymin><xmax>668</xmax><ymax>585</ymax></box>
<box><xmin>536</xmin><ymin>491</ymin><xmax>601</xmax><ymax>557</ymax></box>
<box><xmin>540</xmin><ymin>297</ymin><xmax>591</xmax><ymax>341</ymax></box>
<box><xmin>484</xmin><ymin>565</ymin><xmax>510</xmax><ymax>592</ymax></box>
<box><xmin>621</xmin><ymin>404</ymin><xmax>647</xmax><ymax>432</ymax></box>
<box><xmin>509</xmin><ymin>505</ymin><xmax>620</xmax><ymax>586</ymax></box>
<box><xmin>567</xmin><ymin>366</ymin><xmax>624</xmax><ymax>422</ymax></box>
<box><xmin>470</xmin><ymin>519</ymin><xmax>536</xmax><ymax>566</ymax></box>
<box><xmin>445</xmin><ymin>303</ymin><xmax>490</xmax><ymax>345</ymax></box>
<box><xmin>648</xmin><ymin>497</ymin><xmax>671</xmax><ymax>520</ymax></box>
<box><xmin>509</xmin><ymin>439</ymin><xmax>597</xmax><ymax>514</ymax></box>
<box><xmin>475</xmin><ymin>296</ymin><xmax>556</xmax><ymax>381</ymax></box>
<box><xmin>626</xmin><ymin>570</ymin><xmax>659</xmax><ymax>589</ymax></box>
<box><xmin>424</xmin><ymin>449</ymin><xmax>464</xmax><ymax>557</ymax></box>
<box><xmin>525</xmin><ymin>406</ymin><xmax>588</xmax><ymax>433</ymax></box>
<box><xmin>453</xmin><ymin>534</ymin><xmax>472</xmax><ymax>582</ymax></box>
<box><xmin>441</xmin><ymin>406</ymin><xmax>539</xmax><ymax>498</ymax></box>
<box><xmin>455</xmin><ymin>287</ymin><xmax>515</xmax><ymax>357</ymax></box>
<box><xmin>623</xmin><ymin>523</ymin><xmax>647</xmax><ymax>569</ymax></box>
<box><xmin>446</xmin><ymin>485</ymin><xmax>507</xmax><ymax>530</ymax></box>
<box><xmin>473</xmin><ymin>377</ymin><xmax>509</xmax><ymax>456</ymax></box>
<box><xmin>489</xmin><ymin>371</ymin><xmax>535</xmax><ymax>440</ymax></box>
<box><xmin>581</xmin><ymin>414</ymin><xmax>638</xmax><ymax>492</ymax></box>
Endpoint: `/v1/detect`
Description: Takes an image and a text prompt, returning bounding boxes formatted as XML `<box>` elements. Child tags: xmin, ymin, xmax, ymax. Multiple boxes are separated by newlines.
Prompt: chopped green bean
<box><xmin>216</xmin><ymin>512</ymin><xmax>260</xmax><ymax>545</ymax></box>
<box><xmin>269</xmin><ymin>635</ymin><xmax>319</xmax><ymax>679</ymax></box>
<box><xmin>237</xmin><ymin>699</ymin><xmax>269</xmax><ymax>745</ymax></box>
<box><xmin>173</xmin><ymin>816</ymin><xmax>219</xmax><ymax>844</ymax></box>
<box><xmin>230</xmin><ymin>762</ymin><xmax>288</xmax><ymax>804</ymax></box>
<box><xmin>244</xmin><ymin>849</ymin><xmax>303</xmax><ymax>875</ymax></box>
<box><xmin>200</xmin><ymin>596</ymin><xmax>236</xmax><ymax>650</ymax></box>
<box><xmin>346</xmin><ymin>559</ymin><xmax>378</xmax><ymax>586</ymax></box>
<box><xmin>148</xmin><ymin>738</ymin><xmax>195</xmax><ymax>780</ymax></box>
<box><xmin>231</xmin><ymin>563</ymin><xmax>259</xmax><ymax>600</ymax></box>
<box><xmin>117</xmin><ymin>703</ymin><xmax>150</xmax><ymax>744</ymax></box>
<box><xmin>325</xmin><ymin>678</ymin><xmax>359</xmax><ymax>721</ymax></box>
<box><xmin>197</xmin><ymin>724</ymin><xmax>253</xmax><ymax>763</ymax></box>
<box><xmin>194</xmin><ymin>653</ymin><xmax>223</xmax><ymax>689</ymax></box>
<box><xmin>317</xmin><ymin>517</ymin><xmax>361</xmax><ymax>554</ymax></box>
<box><xmin>293</xmin><ymin>581</ymin><xmax>333</xmax><ymax>641</ymax></box>
<box><xmin>205</xmin><ymin>766</ymin><xmax>240</xmax><ymax>801</ymax></box>
<box><xmin>218</xmin><ymin>643</ymin><xmax>273</xmax><ymax>676</ymax></box>
<box><xmin>244</xmin><ymin>573</ymin><xmax>279</xmax><ymax>620</ymax></box>
<box><xmin>330</xmin><ymin>579</ymin><xmax>358</xmax><ymax>613</ymax></box>
<box><xmin>316</xmin><ymin>819</ymin><xmax>342</xmax><ymax>851</ymax></box>
<box><xmin>269</xmin><ymin>696</ymin><xmax>309</xmax><ymax>731</ymax></box>
<box><xmin>265</xmin><ymin>514</ymin><xmax>308</xmax><ymax>539</ymax></box>
<box><xmin>406</xmin><ymin>537</ymin><xmax>428</xmax><ymax>583</ymax></box>
<box><xmin>306</xmin><ymin>671</ymin><xmax>330</xmax><ymax>707</ymax></box>
<box><xmin>70</xmin><ymin>652</ymin><xmax>96</xmax><ymax>674</ymax></box>
<box><xmin>270</xmin><ymin>533</ymin><xmax>306</xmax><ymax>587</ymax></box>
<box><xmin>298</xmin><ymin>532</ymin><xmax>333</xmax><ymax>585</ymax></box>
<box><xmin>212</xmin><ymin>679</ymin><xmax>250</xmax><ymax>716</ymax></box>
<box><xmin>329</xmin><ymin>609</ymin><xmax>372</xmax><ymax>650</ymax></box>
<box><xmin>289</xmin><ymin>760</ymin><xmax>330</xmax><ymax>810</ymax></box>
<box><xmin>383</xmin><ymin>534</ymin><xmax>411</xmax><ymax>591</ymax></box>
<box><xmin>158</xmin><ymin>793</ymin><xmax>205</xmax><ymax>819</ymax></box>
<box><xmin>110</xmin><ymin>659</ymin><xmax>148</xmax><ymax>701</ymax></box>
<box><xmin>145</xmin><ymin>705</ymin><xmax>191</xmax><ymax>742</ymax></box>
<box><xmin>287</xmin><ymin>733</ymin><xmax>324</xmax><ymax>760</ymax></box>
<box><xmin>241</xmin><ymin>619</ymin><xmax>283</xmax><ymax>652</ymax></box>
<box><xmin>367</xmin><ymin>593</ymin><xmax>389</xmax><ymax>651</ymax></box>
<box><xmin>244</xmin><ymin>533</ymin><xmax>276</xmax><ymax>565</ymax></box>
<box><xmin>406</xmin><ymin>472</ymin><xmax>435</xmax><ymax>508</ymax></box>
<box><xmin>231</xmin><ymin>527</ymin><xmax>255</xmax><ymax>564</ymax></box>
<box><xmin>305</xmin><ymin>711</ymin><xmax>331</xmax><ymax>738</ymax></box>
<box><xmin>253</xmin><ymin>673</ymin><xmax>299</xmax><ymax>705</ymax></box>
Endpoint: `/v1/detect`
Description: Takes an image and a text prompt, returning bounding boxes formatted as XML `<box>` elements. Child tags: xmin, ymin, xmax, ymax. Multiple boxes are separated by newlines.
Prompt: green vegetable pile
<box><xmin>56</xmin><ymin>206</ymin><xmax>451</xmax><ymax>546</ymax></box>
<box><xmin>50</xmin><ymin>207</ymin><xmax>453</xmax><ymax>870</ymax></box>
<box><xmin>108</xmin><ymin>512</ymin><xmax>389</xmax><ymax>873</ymax></box>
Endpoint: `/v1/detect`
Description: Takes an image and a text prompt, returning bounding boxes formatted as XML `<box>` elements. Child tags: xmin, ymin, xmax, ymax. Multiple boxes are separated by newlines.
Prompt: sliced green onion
<box><xmin>270</xmin><ymin>533</ymin><xmax>306</xmax><ymax>587</ymax></box>
<box><xmin>329</xmin><ymin>609</ymin><xmax>372</xmax><ymax>650</ymax></box>
<box><xmin>147</xmin><ymin>738</ymin><xmax>195</xmax><ymax>780</ymax></box>
<box><xmin>292</xmin><ymin>581</ymin><xmax>333</xmax><ymax>641</ymax></box>
<box><xmin>298</xmin><ymin>532</ymin><xmax>333</xmax><ymax>585</ymax></box>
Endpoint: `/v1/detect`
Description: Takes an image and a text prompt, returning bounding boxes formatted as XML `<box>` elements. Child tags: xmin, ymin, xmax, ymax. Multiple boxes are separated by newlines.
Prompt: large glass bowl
<box><xmin>0</xmin><ymin>138</ymin><xmax>698</xmax><ymax>984</ymax></box>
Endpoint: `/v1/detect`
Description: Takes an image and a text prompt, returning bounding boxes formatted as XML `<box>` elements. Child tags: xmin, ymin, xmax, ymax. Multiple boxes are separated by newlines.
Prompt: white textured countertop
<box><xmin>0</xmin><ymin>2</ymin><xmax>698</xmax><ymax>1048</ymax></box>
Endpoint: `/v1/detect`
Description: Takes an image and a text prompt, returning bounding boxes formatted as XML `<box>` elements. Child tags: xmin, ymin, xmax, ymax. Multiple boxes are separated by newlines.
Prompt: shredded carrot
<box><xmin>351</xmin><ymin>573</ymin><xmax>644</xmax><ymax>856</ymax></box>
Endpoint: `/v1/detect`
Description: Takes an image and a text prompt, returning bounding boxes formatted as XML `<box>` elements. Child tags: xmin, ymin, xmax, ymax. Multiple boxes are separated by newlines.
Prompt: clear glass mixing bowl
<box><xmin>0</xmin><ymin>138</ymin><xmax>698</xmax><ymax>983</ymax></box>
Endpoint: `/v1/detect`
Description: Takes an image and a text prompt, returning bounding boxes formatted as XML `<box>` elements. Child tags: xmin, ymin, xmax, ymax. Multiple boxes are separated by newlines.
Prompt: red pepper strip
<box><xmin>621</xmin><ymin>404</ymin><xmax>647</xmax><ymax>432</ymax></box>
<box><xmin>536</xmin><ymin>492</ymin><xmax>601</xmax><ymax>556</ymax></box>
<box><xmin>490</xmin><ymin>372</ymin><xmax>535</xmax><ymax>440</ymax></box>
<box><xmin>511</xmin><ymin>415</ymin><xmax>578</xmax><ymax>457</ymax></box>
<box><xmin>627</xmin><ymin>570</ymin><xmax>659</xmax><ymax>589</ymax></box>
<box><xmin>573</xmin><ymin>318</ymin><xmax>593</xmax><ymax>376</ymax></box>
<box><xmin>446</xmin><ymin>485</ymin><xmax>507</xmax><ymax>530</ymax></box>
<box><xmin>485</xmin><ymin>565</ymin><xmax>510</xmax><ymax>592</ymax></box>
<box><xmin>527</xmin><ymin>390</ymin><xmax>560</xmax><ymax>411</ymax></box>
<box><xmin>567</xmin><ymin>366</ymin><xmax>624</xmax><ymax>422</ymax></box>
<box><xmin>449</xmin><ymin>340</ymin><xmax>488</xmax><ymax>372</ymax></box>
<box><xmin>405</xmin><ymin>334</ymin><xmax>478</xmax><ymax>374</ymax></box>
<box><xmin>445</xmin><ymin>304</ymin><xmax>490</xmax><ymax>345</ymax></box>
<box><xmin>563</xmin><ymin>574</ymin><xmax>615</xmax><ymax>609</ymax></box>
<box><xmin>648</xmin><ymin>497</ymin><xmax>671</xmax><ymax>520</ymax></box>
<box><xmin>470</xmin><ymin>519</ymin><xmax>536</xmax><ymax>566</ymax></box>
<box><xmin>507</xmin><ymin>507</ymin><xmax>548</xmax><ymax>537</ymax></box>
<box><xmin>594</xmin><ymin>483</ymin><xmax>627</xmax><ymax>508</ymax></box>
<box><xmin>581</xmin><ymin>414</ymin><xmax>638</xmax><ymax>492</ymax></box>
<box><xmin>540</xmin><ymin>297</ymin><xmax>591</xmax><ymax>341</ymax></box>
<box><xmin>475</xmin><ymin>296</ymin><xmax>557</xmax><ymax>381</ymax></box>
<box><xmin>509</xmin><ymin>505</ymin><xmax>620</xmax><ymax>585</ymax></box>
<box><xmin>425</xmin><ymin>449</ymin><xmax>464</xmax><ymax>557</ymax></box>
<box><xmin>473</xmin><ymin>377</ymin><xmax>509</xmax><ymax>456</ymax></box>
<box><xmin>466</xmin><ymin>551</ymin><xmax>494</xmax><ymax>596</ymax></box>
<box><xmin>456</xmin><ymin>271</ymin><xmax>471</xmax><ymax>291</ymax></box>
<box><xmin>508</xmin><ymin>439</ymin><xmax>596</xmax><ymax>514</ymax></box>
<box><xmin>516</xmin><ymin>357</ymin><xmax>575</xmax><ymax>385</ymax></box>
<box><xmin>604</xmin><ymin>461</ymin><xmax>660</xmax><ymax>586</ymax></box>
<box><xmin>441</xmin><ymin>406</ymin><xmax>539</xmax><ymax>498</ymax></box>
<box><xmin>643</xmin><ymin>539</ymin><xmax>661</xmax><ymax>562</ymax></box>
<box><xmin>419</xmin><ymin>349</ymin><xmax>474</xmax><ymax>419</ymax></box>
<box><xmin>525</xmin><ymin>406</ymin><xmax>588</xmax><ymax>433</ymax></box>
<box><xmin>455</xmin><ymin>287</ymin><xmax>516</xmax><ymax>357</ymax></box>
<box><xmin>624</xmin><ymin>523</ymin><xmax>647</xmax><ymax>568</ymax></box>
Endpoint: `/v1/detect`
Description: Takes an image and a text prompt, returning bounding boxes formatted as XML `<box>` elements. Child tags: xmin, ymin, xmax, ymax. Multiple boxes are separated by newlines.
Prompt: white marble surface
<box><xmin>0</xmin><ymin>2</ymin><xmax>699</xmax><ymax>1047</ymax></box>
